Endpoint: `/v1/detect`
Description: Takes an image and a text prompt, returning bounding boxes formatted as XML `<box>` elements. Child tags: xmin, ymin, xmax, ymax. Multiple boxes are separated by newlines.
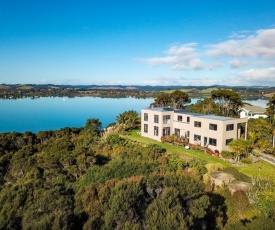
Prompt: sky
<box><xmin>1</xmin><ymin>0</ymin><xmax>275</xmax><ymax>86</ymax></box>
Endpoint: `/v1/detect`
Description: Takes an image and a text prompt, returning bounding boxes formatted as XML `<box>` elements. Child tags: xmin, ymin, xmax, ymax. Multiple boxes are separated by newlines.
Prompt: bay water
<box><xmin>0</xmin><ymin>97</ymin><xmax>268</xmax><ymax>133</ymax></box>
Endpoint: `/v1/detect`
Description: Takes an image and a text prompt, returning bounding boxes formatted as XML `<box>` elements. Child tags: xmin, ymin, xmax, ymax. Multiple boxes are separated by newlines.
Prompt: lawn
<box><xmin>125</xmin><ymin>130</ymin><xmax>230</xmax><ymax>167</ymax></box>
<box><xmin>125</xmin><ymin>129</ymin><xmax>275</xmax><ymax>180</ymax></box>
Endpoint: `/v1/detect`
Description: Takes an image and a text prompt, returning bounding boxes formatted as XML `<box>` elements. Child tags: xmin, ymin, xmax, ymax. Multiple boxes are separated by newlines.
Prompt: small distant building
<box><xmin>239</xmin><ymin>104</ymin><xmax>267</xmax><ymax>119</ymax></box>
<box><xmin>141</xmin><ymin>107</ymin><xmax>248</xmax><ymax>152</ymax></box>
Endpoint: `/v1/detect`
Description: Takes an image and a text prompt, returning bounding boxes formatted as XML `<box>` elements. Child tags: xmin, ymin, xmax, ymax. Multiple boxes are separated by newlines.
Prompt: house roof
<box><xmin>143</xmin><ymin>107</ymin><xmax>238</xmax><ymax>121</ymax></box>
<box><xmin>242</xmin><ymin>104</ymin><xmax>266</xmax><ymax>113</ymax></box>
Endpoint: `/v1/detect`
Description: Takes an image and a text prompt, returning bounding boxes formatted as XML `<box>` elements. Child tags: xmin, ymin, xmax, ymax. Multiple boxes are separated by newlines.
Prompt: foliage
<box><xmin>247</xmin><ymin>118</ymin><xmax>273</xmax><ymax>150</ymax></box>
<box><xmin>83</xmin><ymin>118</ymin><xmax>102</xmax><ymax>134</ymax></box>
<box><xmin>152</xmin><ymin>90</ymin><xmax>190</xmax><ymax>109</ymax></box>
<box><xmin>212</xmin><ymin>89</ymin><xmax>242</xmax><ymax>117</ymax></box>
<box><xmin>221</xmin><ymin>150</ymin><xmax>234</xmax><ymax>159</ymax></box>
<box><xmin>1</xmin><ymin>113</ymin><xmax>275</xmax><ymax>229</ymax></box>
<box><xmin>240</xmin><ymin>157</ymin><xmax>253</xmax><ymax>164</ymax></box>
<box><xmin>229</xmin><ymin>139</ymin><xmax>253</xmax><ymax>161</ymax></box>
<box><xmin>266</xmin><ymin>93</ymin><xmax>275</xmax><ymax>125</ymax></box>
<box><xmin>187</xmin><ymin>97</ymin><xmax>218</xmax><ymax>114</ymax></box>
<box><xmin>116</xmin><ymin>110</ymin><xmax>140</xmax><ymax>130</ymax></box>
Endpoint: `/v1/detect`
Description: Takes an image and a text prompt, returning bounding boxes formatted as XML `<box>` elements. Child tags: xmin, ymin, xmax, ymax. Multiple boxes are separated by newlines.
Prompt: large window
<box><xmin>209</xmin><ymin>123</ymin><xmax>217</xmax><ymax>131</ymax></box>
<box><xmin>154</xmin><ymin>115</ymin><xmax>159</xmax><ymax>124</ymax></box>
<box><xmin>178</xmin><ymin>115</ymin><xmax>182</xmax><ymax>121</ymax></box>
<box><xmin>144</xmin><ymin>113</ymin><xmax>148</xmax><ymax>121</ymax></box>
<box><xmin>209</xmin><ymin>138</ymin><xmax>217</xmax><ymax>146</ymax></box>
<box><xmin>144</xmin><ymin>124</ymin><xmax>148</xmax><ymax>133</ymax></box>
<box><xmin>154</xmin><ymin>126</ymin><xmax>159</xmax><ymax>136</ymax></box>
<box><xmin>163</xmin><ymin>127</ymin><xmax>170</xmax><ymax>137</ymax></box>
<box><xmin>226</xmin><ymin>124</ymin><xmax>234</xmax><ymax>131</ymax></box>
<box><xmin>163</xmin><ymin>115</ymin><xmax>171</xmax><ymax>124</ymax></box>
<box><xmin>194</xmin><ymin>121</ymin><xmax>201</xmax><ymax>127</ymax></box>
<box><xmin>194</xmin><ymin>134</ymin><xmax>201</xmax><ymax>141</ymax></box>
<box><xmin>226</xmin><ymin>138</ymin><xmax>233</xmax><ymax>145</ymax></box>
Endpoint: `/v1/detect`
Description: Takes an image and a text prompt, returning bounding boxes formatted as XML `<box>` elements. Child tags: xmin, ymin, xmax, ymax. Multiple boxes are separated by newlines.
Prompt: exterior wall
<box><xmin>141</xmin><ymin>109</ymin><xmax>173</xmax><ymax>142</ymax></box>
<box><xmin>141</xmin><ymin>108</ymin><xmax>248</xmax><ymax>152</ymax></box>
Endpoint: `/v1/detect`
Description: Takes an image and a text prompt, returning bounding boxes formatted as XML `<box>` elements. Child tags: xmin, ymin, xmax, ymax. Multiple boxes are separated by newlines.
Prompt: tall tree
<box><xmin>170</xmin><ymin>90</ymin><xmax>191</xmax><ymax>109</ymax></box>
<box><xmin>152</xmin><ymin>90</ymin><xmax>190</xmax><ymax>109</ymax></box>
<box><xmin>83</xmin><ymin>118</ymin><xmax>102</xmax><ymax>134</ymax></box>
<box><xmin>266</xmin><ymin>93</ymin><xmax>275</xmax><ymax>126</ymax></box>
<box><xmin>212</xmin><ymin>89</ymin><xmax>242</xmax><ymax>117</ymax></box>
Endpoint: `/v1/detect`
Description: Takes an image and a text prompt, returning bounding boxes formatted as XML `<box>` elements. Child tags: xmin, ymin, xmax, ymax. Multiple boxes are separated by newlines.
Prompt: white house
<box><xmin>239</xmin><ymin>104</ymin><xmax>267</xmax><ymax>119</ymax></box>
<box><xmin>141</xmin><ymin>107</ymin><xmax>248</xmax><ymax>152</ymax></box>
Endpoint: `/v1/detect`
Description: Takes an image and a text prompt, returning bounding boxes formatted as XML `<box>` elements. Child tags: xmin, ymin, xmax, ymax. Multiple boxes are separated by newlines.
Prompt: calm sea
<box><xmin>0</xmin><ymin>97</ymin><xmax>268</xmax><ymax>133</ymax></box>
<box><xmin>0</xmin><ymin>97</ymin><xmax>155</xmax><ymax>133</ymax></box>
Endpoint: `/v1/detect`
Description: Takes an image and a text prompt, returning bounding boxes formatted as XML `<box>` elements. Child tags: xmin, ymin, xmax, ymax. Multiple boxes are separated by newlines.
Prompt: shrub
<box><xmin>221</xmin><ymin>151</ymin><xmax>233</xmax><ymax>159</ymax></box>
<box><xmin>240</xmin><ymin>158</ymin><xmax>252</xmax><ymax>165</ymax></box>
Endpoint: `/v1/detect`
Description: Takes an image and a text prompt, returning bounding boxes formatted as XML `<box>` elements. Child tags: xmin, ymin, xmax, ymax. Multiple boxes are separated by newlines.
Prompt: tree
<box><xmin>83</xmin><ymin>118</ymin><xmax>102</xmax><ymax>134</ymax></box>
<box><xmin>152</xmin><ymin>90</ymin><xmax>190</xmax><ymax>109</ymax></box>
<box><xmin>229</xmin><ymin>139</ymin><xmax>253</xmax><ymax>161</ymax></box>
<box><xmin>116</xmin><ymin>110</ymin><xmax>140</xmax><ymax>130</ymax></box>
<box><xmin>170</xmin><ymin>90</ymin><xmax>190</xmax><ymax>109</ymax></box>
<box><xmin>266</xmin><ymin>93</ymin><xmax>275</xmax><ymax>125</ymax></box>
<box><xmin>212</xmin><ymin>89</ymin><xmax>242</xmax><ymax>117</ymax></box>
<box><xmin>187</xmin><ymin>97</ymin><xmax>218</xmax><ymax>114</ymax></box>
<box><xmin>152</xmin><ymin>93</ymin><xmax>171</xmax><ymax>107</ymax></box>
<box><xmin>247</xmin><ymin>118</ymin><xmax>273</xmax><ymax>149</ymax></box>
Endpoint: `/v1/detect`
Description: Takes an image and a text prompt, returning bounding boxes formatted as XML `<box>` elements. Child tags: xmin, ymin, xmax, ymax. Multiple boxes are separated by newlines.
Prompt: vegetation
<box><xmin>151</xmin><ymin>90</ymin><xmax>190</xmax><ymax>109</ymax></box>
<box><xmin>211</xmin><ymin>89</ymin><xmax>243</xmax><ymax>117</ymax></box>
<box><xmin>1</xmin><ymin>83</ymin><xmax>274</xmax><ymax>100</ymax></box>
<box><xmin>1</xmin><ymin>90</ymin><xmax>275</xmax><ymax>229</ymax></box>
<box><xmin>266</xmin><ymin>93</ymin><xmax>275</xmax><ymax>126</ymax></box>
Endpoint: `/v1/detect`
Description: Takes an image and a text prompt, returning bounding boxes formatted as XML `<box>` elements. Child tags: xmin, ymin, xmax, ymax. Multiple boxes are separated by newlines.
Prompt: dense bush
<box><xmin>240</xmin><ymin>157</ymin><xmax>253</xmax><ymax>164</ymax></box>
<box><xmin>221</xmin><ymin>150</ymin><xmax>234</xmax><ymax>159</ymax></box>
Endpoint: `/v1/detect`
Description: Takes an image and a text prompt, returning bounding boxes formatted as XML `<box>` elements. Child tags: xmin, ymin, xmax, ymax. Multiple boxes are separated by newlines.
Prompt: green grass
<box><xmin>124</xmin><ymin>129</ymin><xmax>275</xmax><ymax>180</ymax></box>
<box><xmin>0</xmin><ymin>84</ymin><xmax>10</xmax><ymax>89</ymax></box>
<box><xmin>16</xmin><ymin>85</ymin><xmax>34</xmax><ymax>90</ymax></box>
<box><xmin>125</xmin><ymin>130</ymin><xmax>230</xmax><ymax>167</ymax></box>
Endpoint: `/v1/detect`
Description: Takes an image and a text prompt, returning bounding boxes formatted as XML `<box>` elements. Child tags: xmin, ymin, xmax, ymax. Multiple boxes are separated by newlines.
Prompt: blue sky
<box><xmin>1</xmin><ymin>0</ymin><xmax>275</xmax><ymax>86</ymax></box>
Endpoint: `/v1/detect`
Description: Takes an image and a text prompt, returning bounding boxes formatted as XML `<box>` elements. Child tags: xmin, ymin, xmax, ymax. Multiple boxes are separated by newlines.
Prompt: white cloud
<box><xmin>138</xmin><ymin>28</ymin><xmax>275</xmax><ymax>85</ymax></box>
<box><xmin>238</xmin><ymin>67</ymin><xmax>275</xmax><ymax>83</ymax></box>
<box><xmin>139</xmin><ymin>43</ymin><xmax>204</xmax><ymax>71</ymax></box>
<box><xmin>229</xmin><ymin>59</ymin><xmax>248</xmax><ymax>68</ymax></box>
<box><xmin>207</xmin><ymin>29</ymin><xmax>275</xmax><ymax>58</ymax></box>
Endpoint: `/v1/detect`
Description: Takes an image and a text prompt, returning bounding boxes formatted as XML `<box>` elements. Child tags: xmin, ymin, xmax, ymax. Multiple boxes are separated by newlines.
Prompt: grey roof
<box><xmin>143</xmin><ymin>107</ymin><xmax>174</xmax><ymax>112</ymax></box>
<box><xmin>243</xmin><ymin>104</ymin><xmax>266</xmax><ymax>113</ymax></box>
<box><xmin>143</xmin><ymin>107</ymin><xmax>238</xmax><ymax>121</ymax></box>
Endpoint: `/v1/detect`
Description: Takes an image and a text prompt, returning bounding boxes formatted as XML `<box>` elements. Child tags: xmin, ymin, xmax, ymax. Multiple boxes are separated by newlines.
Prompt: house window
<box><xmin>154</xmin><ymin>126</ymin><xmax>159</xmax><ymax>136</ymax></box>
<box><xmin>186</xmin><ymin>131</ymin><xmax>190</xmax><ymax>138</ymax></box>
<box><xmin>178</xmin><ymin>115</ymin><xmax>182</xmax><ymax>121</ymax></box>
<box><xmin>187</xmin><ymin>117</ymin><xmax>190</xmax><ymax>123</ymax></box>
<box><xmin>144</xmin><ymin>113</ymin><xmax>148</xmax><ymax>121</ymax></box>
<box><xmin>194</xmin><ymin>134</ymin><xmax>201</xmax><ymax>141</ymax></box>
<box><xmin>163</xmin><ymin>127</ymin><xmax>170</xmax><ymax>137</ymax></box>
<box><xmin>209</xmin><ymin>123</ymin><xmax>217</xmax><ymax>131</ymax></box>
<box><xmin>226</xmin><ymin>138</ymin><xmax>233</xmax><ymax>145</ymax></box>
<box><xmin>154</xmin><ymin>115</ymin><xmax>159</xmax><ymax>124</ymax></box>
<box><xmin>144</xmin><ymin>124</ymin><xmax>148</xmax><ymax>133</ymax></box>
<box><xmin>209</xmin><ymin>138</ymin><xmax>217</xmax><ymax>146</ymax></box>
<box><xmin>175</xmin><ymin>128</ymin><xmax>180</xmax><ymax>137</ymax></box>
<box><xmin>163</xmin><ymin>115</ymin><xmax>171</xmax><ymax>124</ymax></box>
<box><xmin>194</xmin><ymin>121</ymin><xmax>201</xmax><ymax>127</ymax></box>
<box><xmin>226</xmin><ymin>124</ymin><xmax>234</xmax><ymax>131</ymax></box>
